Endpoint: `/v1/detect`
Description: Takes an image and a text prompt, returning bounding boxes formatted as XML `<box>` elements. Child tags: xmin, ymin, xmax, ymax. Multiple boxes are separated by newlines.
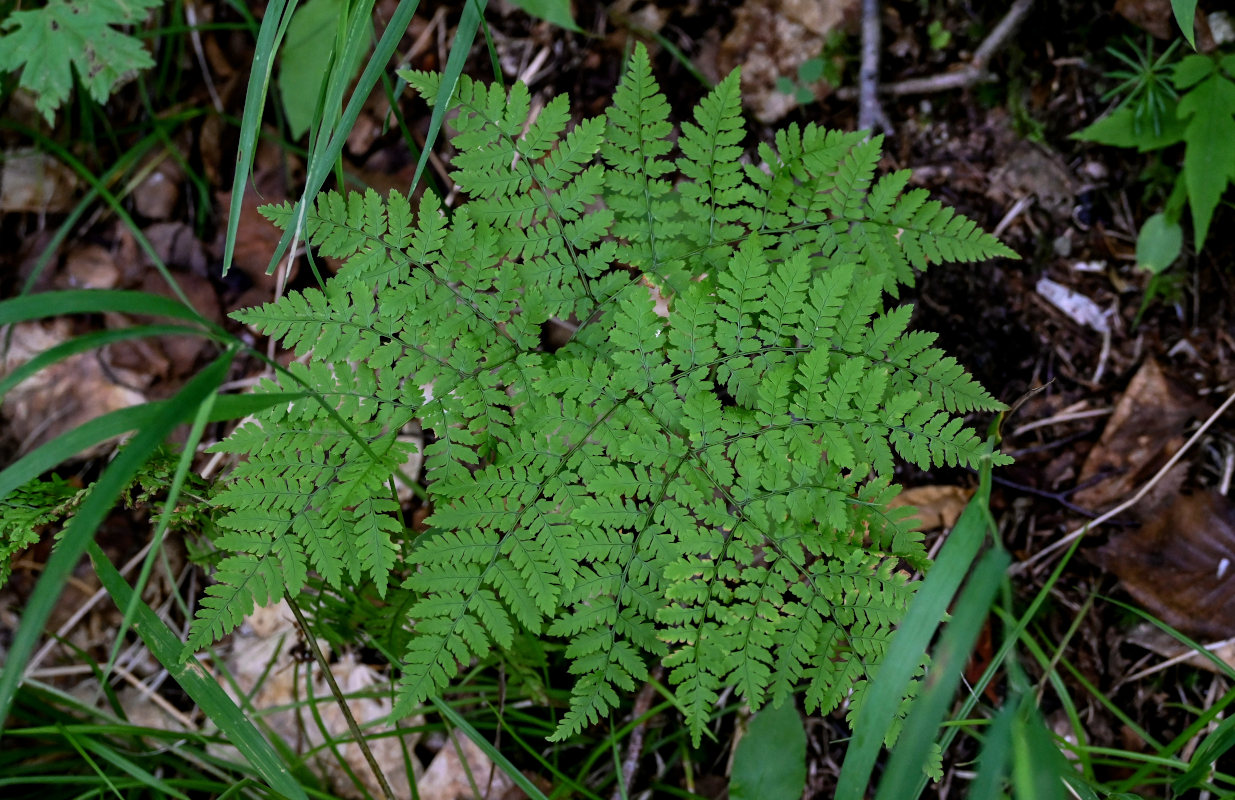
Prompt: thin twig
<box><xmin>612</xmin><ymin>667</ymin><xmax>663</xmax><ymax>800</ymax></box>
<box><xmin>839</xmin><ymin>0</ymin><xmax>1035</xmax><ymax>99</ymax></box>
<box><xmin>285</xmin><ymin>593</ymin><xmax>396</xmax><ymax>800</ymax></box>
<box><xmin>857</xmin><ymin>0</ymin><xmax>890</xmax><ymax>135</ymax></box>
<box><xmin>1015</xmin><ymin>384</ymin><xmax>1235</xmax><ymax>573</ymax></box>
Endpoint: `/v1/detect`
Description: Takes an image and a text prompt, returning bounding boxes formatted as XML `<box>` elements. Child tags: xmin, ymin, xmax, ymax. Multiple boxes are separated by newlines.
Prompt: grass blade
<box><xmin>87</xmin><ymin>540</ymin><xmax>309</xmax><ymax>800</ymax></box>
<box><xmin>835</xmin><ymin>450</ymin><xmax>998</xmax><ymax>800</ymax></box>
<box><xmin>432</xmin><ymin>696</ymin><xmax>550</xmax><ymax>800</ymax></box>
<box><xmin>222</xmin><ymin>0</ymin><xmax>297</xmax><ymax>277</ymax></box>
<box><xmin>0</xmin><ymin>350</ymin><xmax>234</xmax><ymax>739</ymax></box>
<box><xmin>874</xmin><ymin>547</ymin><xmax>1010</xmax><ymax>800</ymax></box>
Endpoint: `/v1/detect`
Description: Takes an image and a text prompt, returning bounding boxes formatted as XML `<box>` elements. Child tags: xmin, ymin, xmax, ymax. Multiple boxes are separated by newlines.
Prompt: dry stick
<box><xmin>284</xmin><ymin>593</ymin><xmax>397</xmax><ymax>800</ymax></box>
<box><xmin>857</xmin><ymin>0</ymin><xmax>890</xmax><ymax>135</ymax></box>
<box><xmin>1015</xmin><ymin>384</ymin><xmax>1235</xmax><ymax>573</ymax></box>
<box><xmin>839</xmin><ymin>0</ymin><xmax>1036</xmax><ymax>100</ymax></box>
<box><xmin>612</xmin><ymin>667</ymin><xmax>663</xmax><ymax>800</ymax></box>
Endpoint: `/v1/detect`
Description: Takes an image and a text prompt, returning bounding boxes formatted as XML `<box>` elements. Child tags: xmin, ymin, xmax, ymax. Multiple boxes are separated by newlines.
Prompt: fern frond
<box><xmin>198</xmin><ymin>42</ymin><xmax>1016</xmax><ymax>744</ymax></box>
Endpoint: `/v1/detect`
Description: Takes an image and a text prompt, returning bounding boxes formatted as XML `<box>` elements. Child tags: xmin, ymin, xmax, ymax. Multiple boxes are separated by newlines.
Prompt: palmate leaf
<box><xmin>0</xmin><ymin>0</ymin><xmax>163</xmax><ymax>123</ymax></box>
<box><xmin>195</xmin><ymin>43</ymin><xmax>1015</xmax><ymax>743</ymax></box>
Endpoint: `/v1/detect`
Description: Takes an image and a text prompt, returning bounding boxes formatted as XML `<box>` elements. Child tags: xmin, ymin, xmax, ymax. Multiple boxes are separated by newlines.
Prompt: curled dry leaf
<box><xmin>0</xmin><ymin>148</ymin><xmax>80</xmax><ymax>213</ymax></box>
<box><xmin>1073</xmin><ymin>359</ymin><xmax>1208</xmax><ymax>513</ymax></box>
<box><xmin>1096</xmin><ymin>491</ymin><xmax>1235</xmax><ymax>640</ymax></box>
<box><xmin>889</xmin><ymin>485</ymin><xmax>973</xmax><ymax>531</ymax></box>
<box><xmin>0</xmin><ymin>320</ymin><xmax>147</xmax><ymax>457</ymax></box>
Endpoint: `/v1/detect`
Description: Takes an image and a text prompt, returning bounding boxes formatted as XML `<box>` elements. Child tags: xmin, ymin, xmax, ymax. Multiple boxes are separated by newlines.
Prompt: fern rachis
<box><xmin>188</xmin><ymin>44</ymin><xmax>1016</xmax><ymax>744</ymax></box>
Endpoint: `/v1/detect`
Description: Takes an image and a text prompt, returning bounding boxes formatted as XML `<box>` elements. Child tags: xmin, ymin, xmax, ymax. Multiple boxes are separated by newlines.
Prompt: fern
<box><xmin>190</xmin><ymin>45</ymin><xmax>1015</xmax><ymax>744</ymax></box>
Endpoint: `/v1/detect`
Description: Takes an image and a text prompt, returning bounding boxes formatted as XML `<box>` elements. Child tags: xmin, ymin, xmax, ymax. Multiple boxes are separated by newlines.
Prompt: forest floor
<box><xmin>2</xmin><ymin>0</ymin><xmax>1235</xmax><ymax>797</ymax></box>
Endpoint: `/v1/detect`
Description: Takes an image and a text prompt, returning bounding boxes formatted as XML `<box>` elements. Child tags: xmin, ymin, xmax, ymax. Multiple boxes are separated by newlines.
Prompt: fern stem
<box><xmin>284</xmin><ymin>593</ymin><xmax>397</xmax><ymax>800</ymax></box>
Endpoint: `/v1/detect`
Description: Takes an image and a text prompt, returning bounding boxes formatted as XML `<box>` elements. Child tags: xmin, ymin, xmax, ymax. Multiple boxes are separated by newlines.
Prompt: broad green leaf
<box><xmin>280</xmin><ymin>0</ymin><xmax>347</xmax><ymax>138</ymax></box>
<box><xmin>1135</xmin><ymin>212</ymin><xmax>1182</xmax><ymax>273</ymax></box>
<box><xmin>1071</xmin><ymin>104</ymin><xmax>1186</xmax><ymax>151</ymax></box>
<box><xmin>279</xmin><ymin>0</ymin><xmax>369</xmax><ymax>138</ymax></box>
<box><xmin>1176</xmin><ymin>72</ymin><xmax>1235</xmax><ymax>247</ymax></box>
<box><xmin>508</xmin><ymin>0</ymin><xmax>582</xmax><ymax>32</ymax></box>
<box><xmin>730</xmin><ymin>703</ymin><xmax>807</xmax><ymax>800</ymax></box>
<box><xmin>0</xmin><ymin>0</ymin><xmax>162</xmax><ymax>122</ymax></box>
<box><xmin>1171</xmin><ymin>0</ymin><xmax>1198</xmax><ymax>49</ymax></box>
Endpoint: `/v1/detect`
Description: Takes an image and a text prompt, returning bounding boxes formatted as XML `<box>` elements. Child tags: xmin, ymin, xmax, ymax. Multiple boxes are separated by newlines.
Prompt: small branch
<box><xmin>612</xmin><ymin>668</ymin><xmax>663</xmax><ymax>800</ymax></box>
<box><xmin>285</xmin><ymin>593</ymin><xmax>396</xmax><ymax>800</ymax></box>
<box><xmin>839</xmin><ymin>0</ymin><xmax>1035</xmax><ymax>100</ymax></box>
<box><xmin>857</xmin><ymin>0</ymin><xmax>890</xmax><ymax>135</ymax></box>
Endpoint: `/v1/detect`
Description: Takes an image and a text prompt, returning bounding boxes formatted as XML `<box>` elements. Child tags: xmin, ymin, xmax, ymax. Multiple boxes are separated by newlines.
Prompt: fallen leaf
<box><xmin>717</xmin><ymin>0</ymin><xmax>858</xmax><ymax>122</ymax></box>
<box><xmin>1095</xmin><ymin>492</ymin><xmax>1235</xmax><ymax>640</ymax></box>
<box><xmin>889</xmin><ymin>485</ymin><xmax>974</xmax><ymax>531</ymax></box>
<box><xmin>0</xmin><ymin>148</ymin><xmax>80</xmax><ymax>213</ymax></box>
<box><xmin>0</xmin><ymin>320</ymin><xmax>147</xmax><ymax>458</ymax></box>
<box><xmin>1073</xmin><ymin>359</ymin><xmax>1207</xmax><ymax>512</ymax></box>
<box><xmin>418</xmin><ymin>733</ymin><xmax>521</xmax><ymax>800</ymax></box>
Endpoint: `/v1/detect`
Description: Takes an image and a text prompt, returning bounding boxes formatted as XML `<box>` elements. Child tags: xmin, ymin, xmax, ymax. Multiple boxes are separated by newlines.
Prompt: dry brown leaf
<box><xmin>61</xmin><ymin>245</ymin><xmax>122</xmax><ymax>290</ymax></box>
<box><xmin>1095</xmin><ymin>491</ymin><xmax>1235</xmax><ymax>640</ymax></box>
<box><xmin>418</xmin><ymin>734</ymin><xmax>522</xmax><ymax>800</ymax></box>
<box><xmin>0</xmin><ymin>320</ymin><xmax>147</xmax><ymax>457</ymax></box>
<box><xmin>889</xmin><ymin>485</ymin><xmax>973</xmax><ymax>531</ymax></box>
<box><xmin>133</xmin><ymin>158</ymin><xmax>183</xmax><ymax>220</ymax></box>
<box><xmin>717</xmin><ymin>0</ymin><xmax>858</xmax><ymax>122</ymax></box>
<box><xmin>0</xmin><ymin>148</ymin><xmax>80</xmax><ymax>213</ymax></box>
<box><xmin>1073</xmin><ymin>359</ymin><xmax>1207</xmax><ymax>513</ymax></box>
<box><xmin>214</xmin><ymin>601</ymin><xmax>425</xmax><ymax>800</ymax></box>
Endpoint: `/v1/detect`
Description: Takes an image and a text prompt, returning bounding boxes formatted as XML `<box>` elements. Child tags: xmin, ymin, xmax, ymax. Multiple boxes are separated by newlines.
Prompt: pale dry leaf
<box><xmin>0</xmin><ymin>148</ymin><xmax>79</xmax><ymax>213</ymax></box>
<box><xmin>1073</xmin><ymin>359</ymin><xmax>1207</xmax><ymax>512</ymax></box>
<box><xmin>889</xmin><ymin>485</ymin><xmax>974</xmax><ymax>531</ymax></box>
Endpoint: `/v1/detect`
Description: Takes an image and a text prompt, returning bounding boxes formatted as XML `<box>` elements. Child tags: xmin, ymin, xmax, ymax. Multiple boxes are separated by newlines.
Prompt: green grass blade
<box><xmin>74</xmin><ymin>733</ymin><xmax>192</xmax><ymax>800</ymax></box>
<box><xmin>208</xmin><ymin>391</ymin><xmax>311</xmax><ymax>421</ymax></box>
<box><xmin>222</xmin><ymin>0</ymin><xmax>297</xmax><ymax>277</ymax></box>
<box><xmin>0</xmin><ymin>402</ymin><xmax>170</xmax><ymax>503</ymax></box>
<box><xmin>407</xmin><ymin>0</ymin><xmax>483</xmax><ymax>196</ymax></box>
<box><xmin>969</xmin><ymin>700</ymin><xmax>1016</xmax><ymax>799</ymax></box>
<box><xmin>431</xmin><ymin>697</ymin><xmax>550</xmax><ymax>800</ymax></box>
<box><xmin>87</xmin><ymin>539</ymin><xmax>310</xmax><ymax>800</ymax></box>
<box><xmin>874</xmin><ymin>547</ymin><xmax>1010</xmax><ymax>800</ymax></box>
<box><xmin>0</xmin><ymin>324</ymin><xmax>218</xmax><ymax>400</ymax></box>
<box><xmin>0</xmin><ymin>351</ymin><xmax>234</xmax><ymax>740</ymax></box>
<box><xmin>0</xmin><ymin>289</ymin><xmax>214</xmax><ymax>328</ymax></box>
<box><xmin>265</xmin><ymin>0</ymin><xmax>427</xmax><ymax>277</ymax></box>
<box><xmin>835</xmin><ymin>451</ymin><xmax>997</xmax><ymax>800</ymax></box>
<box><xmin>104</xmin><ymin>383</ymin><xmax>220</xmax><ymax>682</ymax></box>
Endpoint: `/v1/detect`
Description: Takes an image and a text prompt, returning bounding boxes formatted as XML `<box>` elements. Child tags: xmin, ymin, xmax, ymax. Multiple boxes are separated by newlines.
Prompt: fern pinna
<box><xmin>187</xmin><ymin>45</ymin><xmax>1014</xmax><ymax>744</ymax></box>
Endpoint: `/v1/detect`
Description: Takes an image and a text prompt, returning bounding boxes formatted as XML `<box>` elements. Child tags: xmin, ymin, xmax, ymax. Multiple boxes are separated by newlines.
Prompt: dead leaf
<box><xmin>1095</xmin><ymin>492</ymin><xmax>1235</xmax><ymax>640</ymax></box>
<box><xmin>61</xmin><ymin>245</ymin><xmax>121</xmax><ymax>290</ymax></box>
<box><xmin>0</xmin><ymin>148</ymin><xmax>80</xmax><ymax>213</ymax></box>
<box><xmin>0</xmin><ymin>320</ymin><xmax>147</xmax><ymax>458</ymax></box>
<box><xmin>717</xmin><ymin>0</ymin><xmax>859</xmax><ymax>122</ymax></box>
<box><xmin>889</xmin><ymin>485</ymin><xmax>973</xmax><ymax>531</ymax></box>
<box><xmin>418</xmin><ymin>733</ymin><xmax>521</xmax><ymax>800</ymax></box>
<box><xmin>133</xmin><ymin>158</ymin><xmax>182</xmax><ymax>220</ymax></box>
<box><xmin>1073</xmin><ymin>359</ymin><xmax>1207</xmax><ymax>513</ymax></box>
<box><xmin>212</xmin><ymin>601</ymin><xmax>425</xmax><ymax>800</ymax></box>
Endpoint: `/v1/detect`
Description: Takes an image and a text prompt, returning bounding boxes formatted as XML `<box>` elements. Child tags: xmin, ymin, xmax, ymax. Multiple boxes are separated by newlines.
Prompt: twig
<box><xmin>1014</xmin><ymin>383</ymin><xmax>1235</xmax><ymax>573</ymax></box>
<box><xmin>857</xmin><ymin>0</ymin><xmax>890</xmax><ymax>135</ymax></box>
<box><xmin>612</xmin><ymin>668</ymin><xmax>663</xmax><ymax>800</ymax></box>
<box><xmin>839</xmin><ymin>0</ymin><xmax>1036</xmax><ymax>99</ymax></box>
<box><xmin>285</xmin><ymin>593</ymin><xmax>396</xmax><ymax>800</ymax></box>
